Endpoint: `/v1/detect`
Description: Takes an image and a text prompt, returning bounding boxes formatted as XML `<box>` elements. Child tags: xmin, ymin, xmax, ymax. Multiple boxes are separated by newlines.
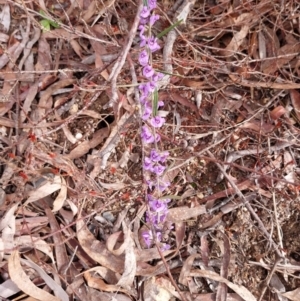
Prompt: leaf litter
<box><xmin>0</xmin><ymin>0</ymin><xmax>300</xmax><ymax>300</ymax></box>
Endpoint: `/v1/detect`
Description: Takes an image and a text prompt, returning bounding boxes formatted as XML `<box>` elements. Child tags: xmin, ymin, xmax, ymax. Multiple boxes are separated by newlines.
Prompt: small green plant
<box><xmin>39</xmin><ymin>10</ymin><xmax>59</xmax><ymax>32</ymax></box>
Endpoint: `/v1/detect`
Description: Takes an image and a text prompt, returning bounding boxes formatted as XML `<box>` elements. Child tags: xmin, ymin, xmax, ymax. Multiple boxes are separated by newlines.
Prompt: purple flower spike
<box><xmin>150</xmin><ymin>14</ymin><xmax>160</xmax><ymax>26</ymax></box>
<box><xmin>150</xmin><ymin>116</ymin><xmax>165</xmax><ymax>128</ymax></box>
<box><xmin>139</xmin><ymin>49</ymin><xmax>149</xmax><ymax>66</ymax></box>
<box><xmin>143</xmin><ymin>64</ymin><xmax>154</xmax><ymax>78</ymax></box>
<box><xmin>140</xmin><ymin>6</ymin><xmax>151</xmax><ymax>18</ymax></box>
<box><xmin>147</xmin><ymin>36</ymin><xmax>160</xmax><ymax>52</ymax></box>
<box><xmin>153</xmin><ymin>163</ymin><xmax>165</xmax><ymax>175</ymax></box>
<box><xmin>148</xmin><ymin>0</ymin><xmax>157</xmax><ymax>10</ymax></box>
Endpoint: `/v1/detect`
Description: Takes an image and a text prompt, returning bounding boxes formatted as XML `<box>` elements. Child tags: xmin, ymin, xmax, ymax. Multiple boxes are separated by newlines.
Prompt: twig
<box><xmin>257</xmin><ymin>255</ymin><xmax>282</xmax><ymax>301</ymax></box>
<box><xmin>105</xmin><ymin>0</ymin><xmax>143</xmax><ymax>108</ymax></box>
<box><xmin>206</xmin><ymin>150</ymin><xmax>284</xmax><ymax>259</ymax></box>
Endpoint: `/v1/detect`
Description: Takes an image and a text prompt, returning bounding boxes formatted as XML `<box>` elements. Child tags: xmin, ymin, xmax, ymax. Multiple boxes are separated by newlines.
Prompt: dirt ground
<box><xmin>0</xmin><ymin>0</ymin><xmax>300</xmax><ymax>300</ymax></box>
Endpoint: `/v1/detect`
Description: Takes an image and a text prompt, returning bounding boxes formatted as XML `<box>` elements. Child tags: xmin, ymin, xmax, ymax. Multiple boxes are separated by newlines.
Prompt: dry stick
<box><xmin>257</xmin><ymin>255</ymin><xmax>282</xmax><ymax>301</ymax></box>
<box><xmin>205</xmin><ymin>150</ymin><xmax>284</xmax><ymax>259</ymax></box>
<box><xmin>153</xmin><ymin>232</ymin><xmax>188</xmax><ymax>301</ymax></box>
<box><xmin>105</xmin><ymin>0</ymin><xmax>143</xmax><ymax>108</ymax></box>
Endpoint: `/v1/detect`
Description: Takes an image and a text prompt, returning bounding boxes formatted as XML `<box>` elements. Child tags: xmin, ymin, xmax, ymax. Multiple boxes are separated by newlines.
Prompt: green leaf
<box><xmin>152</xmin><ymin>89</ymin><xmax>158</xmax><ymax>117</ymax></box>
<box><xmin>49</xmin><ymin>19</ymin><xmax>59</xmax><ymax>28</ymax></box>
<box><xmin>157</xmin><ymin>19</ymin><xmax>183</xmax><ymax>39</ymax></box>
<box><xmin>39</xmin><ymin>10</ymin><xmax>59</xmax><ymax>30</ymax></box>
<box><xmin>40</xmin><ymin>19</ymin><xmax>51</xmax><ymax>32</ymax></box>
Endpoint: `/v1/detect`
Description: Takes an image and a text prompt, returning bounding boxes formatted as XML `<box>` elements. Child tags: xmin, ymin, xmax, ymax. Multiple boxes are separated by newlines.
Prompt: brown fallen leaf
<box><xmin>24</xmin><ymin>175</ymin><xmax>62</xmax><ymax>205</ymax></box>
<box><xmin>51</xmin><ymin>177</ymin><xmax>67</xmax><ymax>212</ymax></box>
<box><xmin>8</xmin><ymin>250</ymin><xmax>60</xmax><ymax>301</ymax></box>
<box><xmin>167</xmin><ymin>205</ymin><xmax>206</xmax><ymax>223</ymax></box>
<box><xmin>261</xmin><ymin>40</ymin><xmax>300</xmax><ymax>75</ymax></box>
<box><xmin>84</xmin><ymin>272</ymin><xmax>130</xmax><ymax>294</ymax></box>
<box><xmin>290</xmin><ymin>90</ymin><xmax>300</xmax><ymax>121</ymax></box>
<box><xmin>281</xmin><ymin>288</ymin><xmax>300</xmax><ymax>301</ymax></box>
<box><xmin>117</xmin><ymin>222</ymin><xmax>136</xmax><ymax>289</ymax></box>
<box><xmin>77</xmin><ymin>219</ymin><xmax>125</xmax><ymax>274</ymax></box>
<box><xmin>189</xmin><ymin>270</ymin><xmax>256</xmax><ymax>301</ymax></box>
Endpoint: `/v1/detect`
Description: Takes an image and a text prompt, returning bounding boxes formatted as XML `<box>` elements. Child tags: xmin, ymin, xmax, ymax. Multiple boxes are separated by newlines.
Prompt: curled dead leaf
<box><xmin>270</xmin><ymin>106</ymin><xmax>286</xmax><ymax>120</ymax></box>
<box><xmin>8</xmin><ymin>250</ymin><xmax>60</xmax><ymax>301</ymax></box>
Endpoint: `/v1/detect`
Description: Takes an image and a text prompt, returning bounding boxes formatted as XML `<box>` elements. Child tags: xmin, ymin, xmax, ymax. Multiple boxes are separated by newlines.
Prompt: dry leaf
<box><xmin>281</xmin><ymin>288</ymin><xmax>300</xmax><ymax>301</ymax></box>
<box><xmin>77</xmin><ymin>219</ymin><xmax>125</xmax><ymax>274</ymax></box>
<box><xmin>0</xmin><ymin>279</ymin><xmax>20</xmax><ymax>299</ymax></box>
<box><xmin>270</xmin><ymin>106</ymin><xmax>286</xmax><ymax>120</ymax></box>
<box><xmin>52</xmin><ymin>177</ymin><xmax>67</xmax><ymax>212</ymax></box>
<box><xmin>15</xmin><ymin>236</ymin><xmax>55</xmax><ymax>263</ymax></box>
<box><xmin>167</xmin><ymin>205</ymin><xmax>206</xmax><ymax>223</ymax></box>
<box><xmin>25</xmin><ymin>175</ymin><xmax>62</xmax><ymax>205</ymax></box>
<box><xmin>8</xmin><ymin>250</ymin><xmax>60</xmax><ymax>301</ymax></box>
<box><xmin>0</xmin><ymin>4</ymin><xmax>10</xmax><ymax>32</ymax></box>
<box><xmin>189</xmin><ymin>270</ymin><xmax>256</xmax><ymax>301</ymax></box>
<box><xmin>290</xmin><ymin>90</ymin><xmax>300</xmax><ymax>120</ymax></box>
<box><xmin>144</xmin><ymin>277</ymin><xmax>174</xmax><ymax>301</ymax></box>
<box><xmin>117</xmin><ymin>222</ymin><xmax>136</xmax><ymax>289</ymax></box>
<box><xmin>21</xmin><ymin>258</ymin><xmax>68</xmax><ymax>301</ymax></box>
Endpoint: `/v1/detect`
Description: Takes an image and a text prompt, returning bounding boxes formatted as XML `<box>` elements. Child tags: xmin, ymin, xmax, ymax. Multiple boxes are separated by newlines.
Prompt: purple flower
<box><xmin>148</xmin><ymin>0</ymin><xmax>157</xmax><ymax>10</ymax></box>
<box><xmin>157</xmin><ymin>181</ymin><xmax>170</xmax><ymax>191</ymax></box>
<box><xmin>150</xmin><ymin>149</ymin><xmax>160</xmax><ymax>161</ymax></box>
<box><xmin>141</xmin><ymin>126</ymin><xmax>154</xmax><ymax>144</ymax></box>
<box><xmin>142</xmin><ymin>105</ymin><xmax>152</xmax><ymax>120</ymax></box>
<box><xmin>140</xmin><ymin>17</ymin><xmax>149</xmax><ymax>25</ymax></box>
<box><xmin>147</xmin><ymin>36</ymin><xmax>160</xmax><ymax>52</ymax></box>
<box><xmin>143</xmin><ymin>156</ymin><xmax>153</xmax><ymax>170</ymax></box>
<box><xmin>149</xmin><ymin>198</ymin><xmax>167</xmax><ymax>212</ymax></box>
<box><xmin>147</xmin><ymin>81</ymin><xmax>157</xmax><ymax>93</ymax></box>
<box><xmin>142</xmin><ymin>230</ymin><xmax>152</xmax><ymax>247</ymax></box>
<box><xmin>155</xmin><ymin>133</ymin><xmax>161</xmax><ymax>142</ymax></box>
<box><xmin>139</xmin><ymin>83</ymin><xmax>150</xmax><ymax>97</ymax></box>
<box><xmin>140</xmin><ymin>95</ymin><xmax>148</xmax><ymax>105</ymax></box>
<box><xmin>140</xmin><ymin>6</ymin><xmax>150</xmax><ymax>18</ymax></box>
<box><xmin>159</xmin><ymin>151</ymin><xmax>169</xmax><ymax>162</ymax></box>
<box><xmin>161</xmin><ymin>243</ymin><xmax>171</xmax><ymax>251</ymax></box>
<box><xmin>152</xmin><ymin>72</ymin><xmax>164</xmax><ymax>82</ymax></box>
<box><xmin>150</xmin><ymin>14</ymin><xmax>160</xmax><ymax>26</ymax></box>
<box><xmin>140</xmin><ymin>36</ymin><xmax>147</xmax><ymax>47</ymax></box>
<box><xmin>150</xmin><ymin>116</ymin><xmax>165</xmax><ymax>128</ymax></box>
<box><xmin>139</xmin><ymin>25</ymin><xmax>146</xmax><ymax>38</ymax></box>
<box><xmin>143</xmin><ymin>64</ymin><xmax>154</xmax><ymax>78</ymax></box>
<box><xmin>153</xmin><ymin>163</ymin><xmax>165</xmax><ymax>175</ymax></box>
<box><xmin>139</xmin><ymin>49</ymin><xmax>149</xmax><ymax>66</ymax></box>
<box><xmin>158</xmin><ymin>100</ymin><xmax>164</xmax><ymax>107</ymax></box>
